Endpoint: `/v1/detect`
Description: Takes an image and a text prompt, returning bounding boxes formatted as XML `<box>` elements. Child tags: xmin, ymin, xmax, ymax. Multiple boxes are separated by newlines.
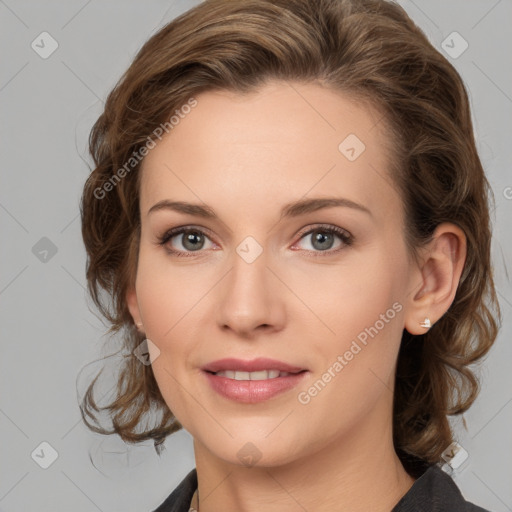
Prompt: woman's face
<box><xmin>128</xmin><ymin>81</ymin><xmax>421</xmax><ymax>467</ymax></box>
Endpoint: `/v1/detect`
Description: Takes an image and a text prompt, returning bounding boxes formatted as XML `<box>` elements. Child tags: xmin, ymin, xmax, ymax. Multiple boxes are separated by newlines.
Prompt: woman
<box><xmin>79</xmin><ymin>0</ymin><xmax>500</xmax><ymax>510</ymax></box>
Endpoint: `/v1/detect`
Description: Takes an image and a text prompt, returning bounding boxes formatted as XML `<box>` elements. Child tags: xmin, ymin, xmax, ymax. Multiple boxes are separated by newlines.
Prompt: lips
<box><xmin>202</xmin><ymin>357</ymin><xmax>306</xmax><ymax>374</ymax></box>
<box><xmin>200</xmin><ymin>357</ymin><xmax>309</xmax><ymax>403</ymax></box>
<box><xmin>201</xmin><ymin>357</ymin><xmax>308</xmax><ymax>403</ymax></box>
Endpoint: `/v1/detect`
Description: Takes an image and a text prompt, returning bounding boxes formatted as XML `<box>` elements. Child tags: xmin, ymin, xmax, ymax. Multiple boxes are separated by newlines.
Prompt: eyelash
<box><xmin>157</xmin><ymin>224</ymin><xmax>353</xmax><ymax>258</ymax></box>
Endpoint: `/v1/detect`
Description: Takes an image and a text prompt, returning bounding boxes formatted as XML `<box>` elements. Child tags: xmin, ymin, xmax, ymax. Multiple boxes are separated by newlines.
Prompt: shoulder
<box><xmin>152</xmin><ymin>468</ymin><xmax>197</xmax><ymax>512</ymax></box>
<box><xmin>392</xmin><ymin>464</ymin><xmax>493</xmax><ymax>512</ymax></box>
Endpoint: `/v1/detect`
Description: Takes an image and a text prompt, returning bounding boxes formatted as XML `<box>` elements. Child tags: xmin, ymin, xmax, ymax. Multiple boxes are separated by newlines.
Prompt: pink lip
<box><xmin>203</xmin><ymin>371</ymin><xmax>308</xmax><ymax>403</ymax></box>
<box><xmin>201</xmin><ymin>357</ymin><xmax>306</xmax><ymax>373</ymax></box>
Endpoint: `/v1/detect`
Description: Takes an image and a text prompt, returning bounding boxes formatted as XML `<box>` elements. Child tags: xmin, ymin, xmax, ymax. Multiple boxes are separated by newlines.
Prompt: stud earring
<box><xmin>420</xmin><ymin>317</ymin><xmax>431</xmax><ymax>329</ymax></box>
<box><xmin>136</xmin><ymin>322</ymin><xmax>143</xmax><ymax>328</ymax></box>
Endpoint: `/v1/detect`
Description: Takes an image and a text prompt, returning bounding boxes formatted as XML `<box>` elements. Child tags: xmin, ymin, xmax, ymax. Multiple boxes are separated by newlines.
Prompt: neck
<box><xmin>192</xmin><ymin>402</ymin><xmax>415</xmax><ymax>512</ymax></box>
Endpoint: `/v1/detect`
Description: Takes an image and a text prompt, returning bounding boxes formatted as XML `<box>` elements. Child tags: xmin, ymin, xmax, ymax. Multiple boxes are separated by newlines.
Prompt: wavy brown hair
<box><xmin>79</xmin><ymin>0</ymin><xmax>500</xmax><ymax>472</ymax></box>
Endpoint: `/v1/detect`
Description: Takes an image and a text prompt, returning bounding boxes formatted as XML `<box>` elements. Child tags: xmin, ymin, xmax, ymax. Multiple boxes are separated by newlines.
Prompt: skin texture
<box><xmin>126</xmin><ymin>81</ymin><xmax>466</xmax><ymax>512</ymax></box>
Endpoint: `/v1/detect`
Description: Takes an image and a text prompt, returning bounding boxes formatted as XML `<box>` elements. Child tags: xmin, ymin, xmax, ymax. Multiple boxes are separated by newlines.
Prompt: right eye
<box><xmin>157</xmin><ymin>226</ymin><xmax>216</xmax><ymax>256</ymax></box>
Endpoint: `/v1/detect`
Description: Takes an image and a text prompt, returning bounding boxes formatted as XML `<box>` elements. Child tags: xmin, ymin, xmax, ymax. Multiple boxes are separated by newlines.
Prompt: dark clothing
<box><xmin>390</xmin><ymin>465</ymin><xmax>491</xmax><ymax>512</ymax></box>
<box><xmin>152</xmin><ymin>464</ymin><xmax>491</xmax><ymax>512</ymax></box>
<box><xmin>153</xmin><ymin>468</ymin><xmax>197</xmax><ymax>512</ymax></box>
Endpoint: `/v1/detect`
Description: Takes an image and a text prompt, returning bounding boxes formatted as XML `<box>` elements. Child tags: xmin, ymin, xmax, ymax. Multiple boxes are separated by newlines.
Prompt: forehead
<box><xmin>139</xmin><ymin>81</ymin><xmax>399</xmax><ymax>222</ymax></box>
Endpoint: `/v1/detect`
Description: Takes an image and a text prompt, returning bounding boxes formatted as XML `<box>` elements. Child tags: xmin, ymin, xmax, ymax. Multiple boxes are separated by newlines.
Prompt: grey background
<box><xmin>1</xmin><ymin>1</ymin><xmax>511</xmax><ymax>511</ymax></box>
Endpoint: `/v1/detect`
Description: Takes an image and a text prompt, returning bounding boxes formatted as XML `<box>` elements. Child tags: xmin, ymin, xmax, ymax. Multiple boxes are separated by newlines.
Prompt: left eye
<box><xmin>293</xmin><ymin>226</ymin><xmax>353</xmax><ymax>253</ymax></box>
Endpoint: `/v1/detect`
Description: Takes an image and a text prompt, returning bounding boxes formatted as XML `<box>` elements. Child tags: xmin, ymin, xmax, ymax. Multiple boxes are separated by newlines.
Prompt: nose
<box><xmin>215</xmin><ymin>246</ymin><xmax>285</xmax><ymax>338</ymax></box>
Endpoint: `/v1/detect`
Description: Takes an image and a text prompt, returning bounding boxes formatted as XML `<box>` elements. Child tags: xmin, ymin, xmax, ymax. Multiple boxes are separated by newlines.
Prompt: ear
<box><xmin>126</xmin><ymin>285</ymin><xmax>143</xmax><ymax>328</ymax></box>
<box><xmin>404</xmin><ymin>223</ymin><xmax>467</xmax><ymax>335</ymax></box>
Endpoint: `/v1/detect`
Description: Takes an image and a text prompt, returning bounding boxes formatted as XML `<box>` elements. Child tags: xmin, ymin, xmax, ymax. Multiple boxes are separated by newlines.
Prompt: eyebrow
<box><xmin>147</xmin><ymin>197</ymin><xmax>372</xmax><ymax>220</ymax></box>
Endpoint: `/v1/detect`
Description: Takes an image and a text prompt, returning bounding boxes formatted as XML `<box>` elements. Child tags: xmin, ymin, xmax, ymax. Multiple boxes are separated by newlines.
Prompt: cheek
<box><xmin>282</xmin><ymin>247</ymin><xmax>405</xmax><ymax>345</ymax></box>
<box><xmin>291</xmin><ymin>247</ymin><xmax>406</xmax><ymax>400</ymax></box>
<box><xmin>137</xmin><ymin>281</ymin><xmax>193</xmax><ymax>425</ymax></box>
<box><xmin>294</xmin><ymin>284</ymin><xmax>404</xmax><ymax>442</ymax></box>
<box><xmin>133</xmin><ymin>252</ymin><xmax>211</xmax><ymax>422</ymax></box>
<box><xmin>134</xmin><ymin>249</ymin><xmax>213</xmax><ymax>340</ymax></box>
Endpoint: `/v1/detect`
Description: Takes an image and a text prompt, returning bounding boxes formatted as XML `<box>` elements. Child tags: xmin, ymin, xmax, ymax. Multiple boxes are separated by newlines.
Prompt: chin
<box><xmin>203</xmin><ymin>435</ymin><xmax>303</xmax><ymax>468</ymax></box>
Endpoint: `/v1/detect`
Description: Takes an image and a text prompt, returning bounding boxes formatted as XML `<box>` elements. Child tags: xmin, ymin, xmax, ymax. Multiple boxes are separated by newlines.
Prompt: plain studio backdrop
<box><xmin>1</xmin><ymin>1</ymin><xmax>511</xmax><ymax>511</ymax></box>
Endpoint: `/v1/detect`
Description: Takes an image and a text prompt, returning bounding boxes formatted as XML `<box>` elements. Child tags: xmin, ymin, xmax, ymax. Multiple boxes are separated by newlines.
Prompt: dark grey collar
<box><xmin>152</xmin><ymin>464</ymin><xmax>491</xmax><ymax>512</ymax></box>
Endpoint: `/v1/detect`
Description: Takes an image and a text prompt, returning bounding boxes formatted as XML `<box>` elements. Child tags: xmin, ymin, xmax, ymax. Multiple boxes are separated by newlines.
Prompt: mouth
<box><xmin>202</xmin><ymin>357</ymin><xmax>307</xmax><ymax>374</ymax></box>
<box><xmin>201</xmin><ymin>358</ymin><xmax>309</xmax><ymax>403</ymax></box>
<box><xmin>205</xmin><ymin>369</ymin><xmax>306</xmax><ymax>380</ymax></box>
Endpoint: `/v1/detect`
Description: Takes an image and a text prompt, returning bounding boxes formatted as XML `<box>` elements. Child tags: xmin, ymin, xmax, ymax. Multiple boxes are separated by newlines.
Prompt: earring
<box><xmin>136</xmin><ymin>322</ymin><xmax>143</xmax><ymax>328</ymax></box>
<box><xmin>420</xmin><ymin>317</ymin><xmax>431</xmax><ymax>329</ymax></box>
